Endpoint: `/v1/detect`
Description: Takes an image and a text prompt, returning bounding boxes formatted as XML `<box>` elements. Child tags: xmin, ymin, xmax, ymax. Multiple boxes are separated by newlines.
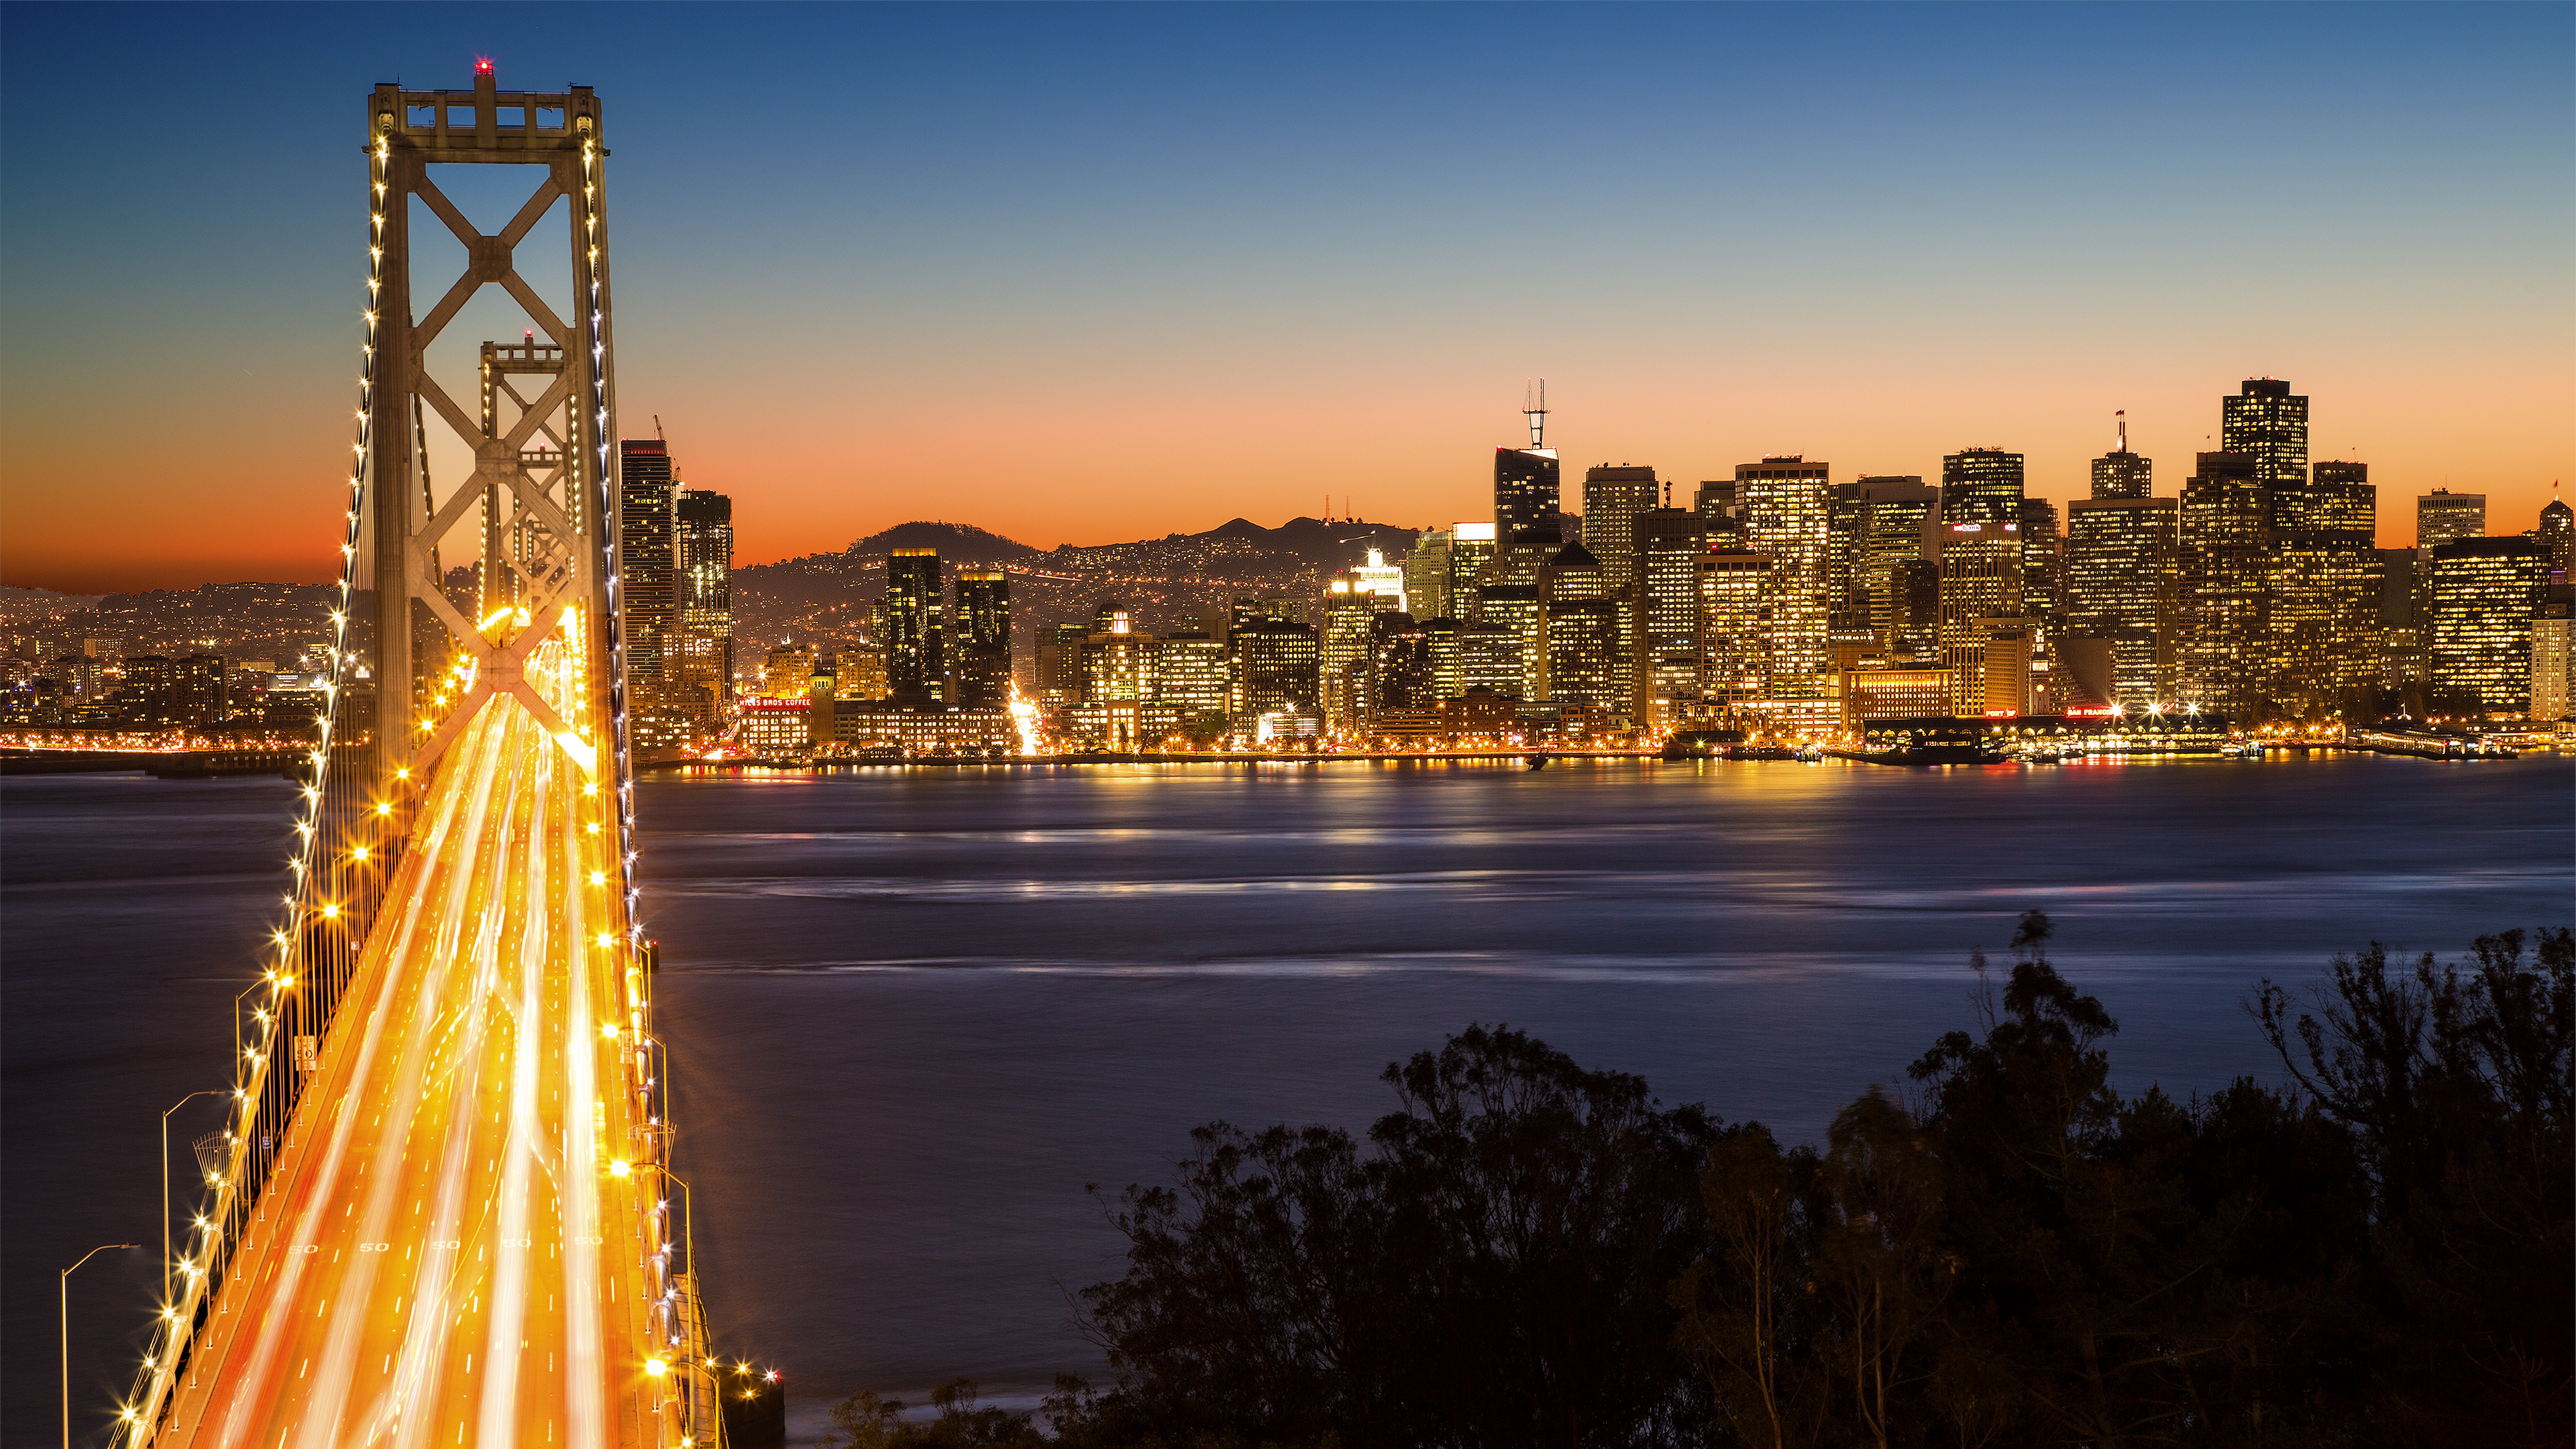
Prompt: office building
<box><xmin>835</xmin><ymin>645</ymin><xmax>890</xmax><ymax>702</ymax></box>
<box><xmin>1699</xmin><ymin>550</ymin><xmax>1771</xmax><ymax>718</ymax></box>
<box><xmin>885</xmin><ymin>548</ymin><xmax>945</xmax><ymax>704</ymax></box>
<box><xmin>673</xmin><ymin>489</ymin><xmax>735</xmax><ymax>720</ymax></box>
<box><xmin>1228</xmin><ymin>598</ymin><xmax>1320</xmax><ymax>720</ymax></box>
<box><xmin>1035</xmin><ymin>621</ymin><xmax>1090</xmax><ymax>712</ymax></box>
<box><xmin>2417</xmin><ymin>489</ymin><xmax>2485</xmax><ymax>549</ymax></box>
<box><xmin>1634</xmin><ymin>508</ymin><xmax>1709</xmax><ymax>727</ymax></box>
<box><xmin>2540</xmin><ymin>494</ymin><xmax>2573</xmax><ymax>581</ymax></box>
<box><xmin>1158</xmin><ymin>630</ymin><xmax>1231</xmax><ymax>724</ymax></box>
<box><xmin>951</xmin><ymin>568</ymin><xmax>1012</xmax><ymax>708</ymax></box>
<box><xmin>2176</xmin><ymin>451</ymin><xmax>2268</xmax><ymax>714</ymax></box>
<box><xmin>2221</xmin><ymin>379</ymin><xmax>2308</xmax><ymax>488</ymax></box>
<box><xmin>1322</xmin><ymin>570</ymin><xmax>1399</xmax><ymax>729</ymax></box>
<box><xmin>2371</xmin><ymin>548</ymin><xmax>2430</xmax><ymax>692</ymax></box>
<box><xmin>1938</xmin><ymin>449</ymin><xmax>2025</xmax><ymax>716</ymax></box>
<box><xmin>1083</xmin><ymin>602</ymin><xmax>1158</xmax><ymax>707</ymax></box>
<box><xmin>1740</xmin><ymin>456</ymin><xmax>1834</xmax><ymax>720</ymax></box>
<box><xmin>1542</xmin><ymin>542</ymin><xmax>1628</xmax><ymax>712</ymax></box>
<box><xmin>2533</xmin><ymin>593</ymin><xmax>2571</xmax><ymax>723</ymax></box>
<box><xmin>2065</xmin><ymin>496</ymin><xmax>2179</xmax><ymax>710</ymax></box>
<box><xmin>1353</xmin><ymin>549</ymin><xmax>1408</xmax><ymax>612</ymax></box>
<box><xmin>617</xmin><ymin>439</ymin><xmax>678</xmax><ymax>705</ymax></box>
<box><xmin>2020</xmin><ymin>496</ymin><xmax>2063</xmax><ymax>635</ymax></box>
<box><xmin>1405</xmin><ymin>529</ymin><xmax>1453</xmax><ymax>623</ymax></box>
<box><xmin>1362</xmin><ymin>613</ymin><xmax>1435</xmax><ymax>729</ymax></box>
<box><xmin>1850</xmin><ymin>477</ymin><xmax>1936</xmax><ymax>649</ymax></box>
<box><xmin>1477</xmin><ymin>584</ymin><xmax>1546</xmax><ymax>702</ymax></box>
<box><xmin>1973</xmin><ymin>617</ymin><xmax>2035</xmax><ymax>716</ymax></box>
<box><xmin>1581</xmin><ymin>465</ymin><xmax>1661</xmax><ymax>590</ymax></box>
<box><xmin>2429</xmin><ymin>539</ymin><xmax>2547</xmax><ymax>715</ymax></box>
<box><xmin>2266</xmin><ymin>461</ymin><xmax>2376</xmax><ymax>716</ymax></box>
<box><xmin>760</xmin><ymin>643</ymin><xmax>814</xmax><ymax>699</ymax></box>
<box><xmin>1495</xmin><ymin>448</ymin><xmax>1562</xmax><ymax>542</ymax></box>
<box><xmin>1446</xmin><ymin>523</ymin><xmax>1499</xmax><ymax>616</ymax></box>
<box><xmin>2092</xmin><ymin>423</ymin><xmax>2151</xmax><ymax>500</ymax></box>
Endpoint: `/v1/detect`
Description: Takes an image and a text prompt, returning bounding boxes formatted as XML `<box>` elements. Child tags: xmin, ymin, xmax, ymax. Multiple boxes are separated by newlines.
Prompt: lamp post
<box><xmin>62</xmin><ymin>1243</ymin><xmax>138</xmax><ymax>1449</ymax></box>
<box><xmin>162</xmin><ymin>1091</ymin><xmax>227</xmax><ymax>1302</ymax></box>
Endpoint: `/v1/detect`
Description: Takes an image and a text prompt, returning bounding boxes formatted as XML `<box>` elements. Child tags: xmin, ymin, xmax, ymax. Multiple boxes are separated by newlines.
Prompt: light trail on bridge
<box><xmin>146</xmin><ymin>680</ymin><xmax>682</xmax><ymax>1448</ymax></box>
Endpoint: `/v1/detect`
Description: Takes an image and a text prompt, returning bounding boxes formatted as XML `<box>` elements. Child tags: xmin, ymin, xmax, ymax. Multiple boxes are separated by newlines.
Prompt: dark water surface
<box><xmin>6</xmin><ymin>755</ymin><xmax>2567</xmax><ymax>1443</ymax></box>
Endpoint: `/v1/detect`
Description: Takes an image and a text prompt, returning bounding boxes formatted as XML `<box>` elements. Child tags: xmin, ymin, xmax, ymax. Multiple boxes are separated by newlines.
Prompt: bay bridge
<box><xmin>109</xmin><ymin>69</ymin><xmax>746</xmax><ymax>1448</ymax></box>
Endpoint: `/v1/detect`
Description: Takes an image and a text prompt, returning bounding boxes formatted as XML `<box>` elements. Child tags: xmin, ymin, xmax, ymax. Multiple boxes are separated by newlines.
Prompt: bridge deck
<box><xmin>155</xmin><ymin>694</ymin><xmax>672</xmax><ymax>1448</ymax></box>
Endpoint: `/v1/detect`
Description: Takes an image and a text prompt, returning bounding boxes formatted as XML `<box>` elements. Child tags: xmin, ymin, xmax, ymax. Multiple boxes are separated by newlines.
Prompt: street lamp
<box><xmin>162</xmin><ymin>1090</ymin><xmax>228</xmax><ymax>1301</ymax></box>
<box><xmin>62</xmin><ymin>1243</ymin><xmax>138</xmax><ymax>1449</ymax></box>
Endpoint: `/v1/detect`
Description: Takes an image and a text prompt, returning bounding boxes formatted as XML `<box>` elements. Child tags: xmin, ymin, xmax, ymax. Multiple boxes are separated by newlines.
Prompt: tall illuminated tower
<box><xmin>1582</xmin><ymin>464</ymin><xmax>1660</xmax><ymax>590</ymax></box>
<box><xmin>1740</xmin><ymin>456</ymin><xmax>1834</xmax><ymax>727</ymax></box>
<box><xmin>886</xmin><ymin>548</ymin><xmax>946</xmax><ymax>704</ymax></box>
<box><xmin>618</xmin><ymin>439</ymin><xmax>678</xmax><ymax>706</ymax></box>
<box><xmin>1938</xmin><ymin>449</ymin><xmax>2025</xmax><ymax>715</ymax></box>
<box><xmin>2176</xmin><ymin>451</ymin><xmax>2267</xmax><ymax>714</ymax></box>
<box><xmin>674</xmin><ymin>488</ymin><xmax>735</xmax><ymax>719</ymax></box>
<box><xmin>1495</xmin><ymin>381</ymin><xmax>1562</xmax><ymax>541</ymax></box>
<box><xmin>2222</xmin><ymin>379</ymin><xmax>2308</xmax><ymax>488</ymax></box>
<box><xmin>2092</xmin><ymin>413</ymin><xmax>2151</xmax><ymax>499</ymax></box>
<box><xmin>953</xmin><ymin>568</ymin><xmax>1013</xmax><ymax>708</ymax></box>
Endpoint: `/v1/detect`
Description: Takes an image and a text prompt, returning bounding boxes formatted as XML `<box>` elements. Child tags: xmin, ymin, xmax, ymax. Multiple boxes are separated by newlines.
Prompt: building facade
<box><xmin>1938</xmin><ymin>449</ymin><xmax>2025</xmax><ymax>716</ymax></box>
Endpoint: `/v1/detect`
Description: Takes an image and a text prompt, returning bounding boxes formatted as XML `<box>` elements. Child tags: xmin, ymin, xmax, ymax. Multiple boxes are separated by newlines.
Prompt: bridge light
<box><xmin>610</xmin><ymin>1159</ymin><xmax>631</xmax><ymax>1178</ymax></box>
<box><xmin>644</xmin><ymin>1357</ymin><xmax>668</xmax><ymax>1377</ymax></box>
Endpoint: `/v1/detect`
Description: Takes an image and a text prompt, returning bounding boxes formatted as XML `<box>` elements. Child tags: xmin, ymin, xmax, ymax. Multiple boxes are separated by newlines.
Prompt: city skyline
<box><xmin>3</xmin><ymin>3</ymin><xmax>2571</xmax><ymax>593</ymax></box>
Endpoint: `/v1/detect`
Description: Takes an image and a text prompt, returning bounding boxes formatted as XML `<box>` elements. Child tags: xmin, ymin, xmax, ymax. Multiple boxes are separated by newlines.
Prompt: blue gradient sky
<box><xmin>3</xmin><ymin>2</ymin><xmax>2569</xmax><ymax>590</ymax></box>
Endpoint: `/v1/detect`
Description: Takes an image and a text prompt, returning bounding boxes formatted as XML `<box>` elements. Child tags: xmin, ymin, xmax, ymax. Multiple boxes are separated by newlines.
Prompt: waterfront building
<box><xmin>2064</xmin><ymin>496</ymin><xmax>2179</xmax><ymax>710</ymax></box>
<box><xmin>1938</xmin><ymin>449</ymin><xmax>2025</xmax><ymax>716</ymax></box>
<box><xmin>2428</xmin><ymin>538</ymin><xmax>2548</xmax><ymax>715</ymax></box>
<box><xmin>2020</xmin><ymin>496</ymin><xmax>2063</xmax><ymax>702</ymax></box>
<box><xmin>1362</xmin><ymin>613</ymin><xmax>1435</xmax><ymax>729</ymax></box>
<box><xmin>2176</xmin><ymin>451</ymin><xmax>2267</xmax><ymax>715</ymax></box>
<box><xmin>1841</xmin><ymin>665</ymin><xmax>1953</xmax><ymax>731</ymax></box>
<box><xmin>830</xmin><ymin>702</ymin><xmax>1017</xmax><ymax>753</ymax></box>
<box><xmin>2417</xmin><ymin>489</ymin><xmax>2485</xmax><ymax>549</ymax></box>
<box><xmin>2266</xmin><ymin>461</ymin><xmax>2377</xmax><ymax>716</ymax></box>
<box><xmin>1634</xmin><ymin>508</ymin><xmax>1709</xmax><ymax>727</ymax></box>
<box><xmin>673</xmin><ymin>489</ymin><xmax>735</xmax><ymax>720</ymax></box>
<box><xmin>1740</xmin><ymin>456</ymin><xmax>1833</xmax><ymax>720</ymax></box>
<box><xmin>1887</xmin><ymin>558</ymin><xmax>1941</xmax><ymax>660</ymax></box>
<box><xmin>737</xmin><ymin>696</ymin><xmax>810</xmax><ymax>755</ymax></box>
<box><xmin>617</xmin><ymin>439</ymin><xmax>678</xmax><ymax>706</ymax></box>
<box><xmin>1699</xmin><ymin>550</ymin><xmax>1771</xmax><ymax>720</ymax></box>
<box><xmin>1973</xmin><ymin>616</ymin><xmax>2037</xmax><ymax>716</ymax></box>
<box><xmin>2222</xmin><ymin>379</ymin><xmax>2308</xmax><ymax>488</ymax></box>
<box><xmin>885</xmin><ymin>548</ymin><xmax>946</xmax><ymax>704</ymax></box>
<box><xmin>1582</xmin><ymin>465</ymin><xmax>1660</xmax><ymax>590</ymax></box>
<box><xmin>1405</xmin><ymin>529</ymin><xmax>1453</xmax><ymax>623</ymax></box>
<box><xmin>952</xmin><ymin>568</ymin><xmax>1012</xmax><ymax>708</ymax></box>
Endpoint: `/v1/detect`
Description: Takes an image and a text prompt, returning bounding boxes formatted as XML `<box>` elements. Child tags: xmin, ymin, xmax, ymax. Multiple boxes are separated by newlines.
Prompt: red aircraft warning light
<box><xmin>474</xmin><ymin>56</ymin><xmax>494</xmax><ymax>76</ymax></box>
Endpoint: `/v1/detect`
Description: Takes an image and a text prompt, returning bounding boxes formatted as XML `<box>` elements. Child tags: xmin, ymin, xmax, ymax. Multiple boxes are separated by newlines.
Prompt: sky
<box><xmin>1</xmin><ymin>2</ymin><xmax>2569</xmax><ymax>594</ymax></box>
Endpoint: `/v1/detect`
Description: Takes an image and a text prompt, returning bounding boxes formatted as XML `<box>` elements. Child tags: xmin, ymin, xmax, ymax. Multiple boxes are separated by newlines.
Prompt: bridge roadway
<box><xmin>154</xmin><ymin>692</ymin><xmax>672</xmax><ymax>1447</ymax></box>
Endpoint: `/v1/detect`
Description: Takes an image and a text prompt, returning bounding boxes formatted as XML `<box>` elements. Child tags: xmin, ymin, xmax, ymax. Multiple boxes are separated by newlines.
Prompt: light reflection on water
<box><xmin>2</xmin><ymin>757</ymin><xmax>2565</xmax><ymax>1446</ymax></box>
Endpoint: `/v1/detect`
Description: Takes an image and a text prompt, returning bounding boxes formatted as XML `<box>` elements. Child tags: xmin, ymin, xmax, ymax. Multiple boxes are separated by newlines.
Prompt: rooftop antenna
<box><xmin>1523</xmin><ymin>379</ymin><xmax>1547</xmax><ymax>449</ymax></box>
<box><xmin>2116</xmin><ymin>410</ymin><xmax>2127</xmax><ymax>452</ymax></box>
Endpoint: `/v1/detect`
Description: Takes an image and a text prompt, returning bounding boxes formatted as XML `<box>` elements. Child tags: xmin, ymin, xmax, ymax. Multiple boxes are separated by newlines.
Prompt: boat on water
<box><xmin>1525</xmin><ymin>754</ymin><xmax>1550</xmax><ymax>770</ymax></box>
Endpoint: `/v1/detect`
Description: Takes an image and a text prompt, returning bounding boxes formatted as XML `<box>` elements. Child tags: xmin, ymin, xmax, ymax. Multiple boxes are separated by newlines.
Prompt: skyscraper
<box><xmin>617</xmin><ymin>439</ymin><xmax>678</xmax><ymax>705</ymax></box>
<box><xmin>673</xmin><ymin>489</ymin><xmax>735</xmax><ymax>720</ymax></box>
<box><xmin>1938</xmin><ymin>449</ymin><xmax>2024</xmax><ymax>716</ymax></box>
<box><xmin>1495</xmin><ymin>389</ymin><xmax>1562</xmax><ymax>542</ymax></box>
<box><xmin>1698</xmin><ymin>550</ymin><xmax>1771</xmax><ymax>718</ymax></box>
<box><xmin>1227</xmin><ymin>600</ymin><xmax>1320</xmax><ymax>721</ymax></box>
<box><xmin>1633</xmin><ymin>507</ymin><xmax>1709</xmax><ymax>727</ymax></box>
<box><xmin>1446</xmin><ymin>522</ymin><xmax>1499</xmax><ymax>616</ymax></box>
<box><xmin>2091</xmin><ymin>417</ymin><xmax>2151</xmax><ymax>500</ymax></box>
<box><xmin>953</xmin><ymin>568</ymin><xmax>1012</xmax><ymax>708</ymax></box>
<box><xmin>2539</xmin><ymin>493</ymin><xmax>2574</xmax><ymax>582</ymax></box>
<box><xmin>2417</xmin><ymin>489</ymin><xmax>2486</xmax><ymax>549</ymax></box>
<box><xmin>1739</xmin><ymin>456</ymin><xmax>1834</xmax><ymax>724</ymax></box>
<box><xmin>2265</xmin><ymin>461</ymin><xmax>2376</xmax><ymax>716</ymax></box>
<box><xmin>2176</xmin><ymin>451</ymin><xmax>2267</xmax><ymax>714</ymax></box>
<box><xmin>2065</xmin><ymin>495</ymin><xmax>2179</xmax><ymax>710</ymax></box>
<box><xmin>2429</xmin><ymin>539</ymin><xmax>2547</xmax><ymax>715</ymax></box>
<box><xmin>1404</xmin><ymin>528</ymin><xmax>1454</xmax><ymax>623</ymax></box>
<box><xmin>1853</xmin><ymin>476</ymin><xmax>1937</xmax><ymax>649</ymax></box>
<box><xmin>2222</xmin><ymin>379</ymin><xmax>2308</xmax><ymax>488</ymax></box>
<box><xmin>1541</xmin><ymin>542</ymin><xmax>1627</xmax><ymax>711</ymax></box>
<box><xmin>1322</xmin><ymin>570</ymin><xmax>1398</xmax><ymax>729</ymax></box>
<box><xmin>1580</xmin><ymin>465</ymin><xmax>1660</xmax><ymax>590</ymax></box>
<box><xmin>885</xmin><ymin>548</ymin><xmax>945</xmax><ymax>704</ymax></box>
